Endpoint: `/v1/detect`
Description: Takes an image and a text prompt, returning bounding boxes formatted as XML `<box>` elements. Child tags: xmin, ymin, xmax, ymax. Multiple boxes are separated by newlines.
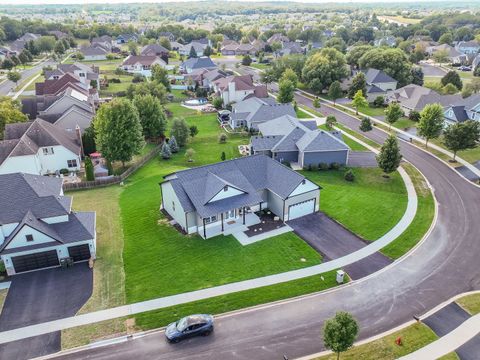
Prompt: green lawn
<box><xmin>430</xmin><ymin>136</ymin><xmax>480</xmax><ymax>164</ymax></box>
<box><xmin>347</xmin><ymin>103</ymin><xmax>386</xmax><ymax>117</ymax></box>
<box><xmin>99</xmin><ymin>74</ymin><xmax>134</xmax><ymax>97</ymax></box>
<box><xmin>393</xmin><ymin>117</ymin><xmax>417</xmax><ymax>130</ymax></box>
<box><xmin>456</xmin><ymin>293</ymin><xmax>480</xmax><ymax>315</ymax></box>
<box><xmin>315</xmin><ymin>323</ymin><xmax>458</xmax><ymax>360</ymax></box>
<box><xmin>170</xmin><ymin>88</ymin><xmax>189</xmax><ymax>100</ymax></box>
<box><xmin>381</xmin><ymin>163</ymin><xmax>435</xmax><ymax>259</ymax></box>
<box><xmin>250</xmin><ymin>63</ymin><xmax>270</xmax><ymax>70</ymax></box>
<box><xmin>296</xmin><ymin>108</ymin><xmax>313</xmax><ymax>118</ymax></box>
<box><xmin>302</xmin><ymin>168</ymin><xmax>407</xmax><ymax>241</ymax></box>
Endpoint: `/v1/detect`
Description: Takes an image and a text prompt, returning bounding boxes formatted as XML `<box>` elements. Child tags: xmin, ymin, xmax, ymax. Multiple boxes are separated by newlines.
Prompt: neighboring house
<box><xmin>251</xmin><ymin>39</ymin><xmax>266</xmax><ymax>52</ymax></box>
<box><xmin>0</xmin><ymin>173</ymin><xmax>96</xmax><ymax>275</ymax></box>
<box><xmin>443</xmin><ymin>94</ymin><xmax>480</xmax><ymax>124</ymax></box>
<box><xmin>387</xmin><ymin>84</ymin><xmax>461</xmax><ymax>116</ymax></box>
<box><xmin>374</xmin><ymin>36</ymin><xmax>397</xmax><ymax>47</ymax></box>
<box><xmin>81</xmin><ymin>46</ymin><xmax>108</xmax><ymax>61</ymax></box>
<box><xmin>178</xmin><ymin>41</ymin><xmax>207</xmax><ymax>57</ymax></box>
<box><xmin>140</xmin><ymin>44</ymin><xmax>170</xmax><ymax>57</ymax></box>
<box><xmin>364</xmin><ymin>68</ymin><xmax>398</xmax><ymax>102</ymax></box>
<box><xmin>455</xmin><ymin>40</ymin><xmax>480</xmax><ymax>55</ymax></box>
<box><xmin>0</xmin><ymin>118</ymin><xmax>82</xmax><ymax>175</ymax></box>
<box><xmin>251</xmin><ymin>115</ymin><xmax>349</xmax><ymax>167</ymax></box>
<box><xmin>202</xmin><ymin>69</ymin><xmax>228</xmax><ymax>88</ymax></box>
<box><xmin>227</xmin><ymin>96</ymin><xmax>295</xmax><ymax>129</ymax></box>
<box><xmin>48</xmin><ymin>30</ymin><xmax>69</xmax><ymax>39</ymax></box>
<box><xmin>267</xmin><ymin>33</ymin><xmax>289</xmax><ymax>45</ymax></box>
<box><xmin>159</xmin><ymin>32</ymin><xmax>175</xmax><ymax>42</ymax></box>
<box><xmin>10</xmin><ymin>33</ymin><xmax>41</xmax><ymax>53</ymax></box>
<box><xmin>116</xmin><ymin>33</ymin><xmax>138</xmax><ymax>44</ymax></box>
<box><xmin>221</xmin><ymin>42</ymin><xmax>239</xmax><ymax>56</ymax></box>
<box><xmin>277</xmin><ymin>42</ymin><xmax>304</xmax><ymax>56</ymax></box>
<box><xmin>91</xmin><ymin>35</ymin><xmax>113</xmax><ymax>51</ymax></box>
<box><xmin>213</xmin><ymin>74</ymin><xmax>268</xmax><ymax>105</ymax></box>
<box><xmin>236</xmin><ymin>43</ymin><xmax>256</xmax><ymax>56</ymax></box>
<box><xmin>426</xmin><ymin>44</ymin><xmax>467</xmax><ymax>65</ymax></box>
<box><xmin>160</xmin><ymin>154</ymin><xmax>320</xmax><ymax>239</ymax></box>
<box><xmin>180</xmin><ymin>56</ymin><xmax>217</xmax><ymax>74</ymax></box>
<box><xmin>45</xmin><ymin>62</ymin><xmax>100</xmax><ymax>88</ymax></box>
<box><xmin>121</xmin><ymin>55</ymin><xmax>166</xmax><ymax>76</ymax></box>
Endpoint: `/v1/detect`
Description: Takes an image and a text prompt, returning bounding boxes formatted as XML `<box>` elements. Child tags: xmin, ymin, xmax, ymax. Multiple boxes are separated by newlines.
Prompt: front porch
<box><xmin>199</xmin><ymin>210</ymin><xmax>261</xmax><ymax>239</ymax></box>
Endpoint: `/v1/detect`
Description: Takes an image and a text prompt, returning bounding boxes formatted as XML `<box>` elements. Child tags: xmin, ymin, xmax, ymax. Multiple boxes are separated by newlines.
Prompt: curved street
<box><xmin>49</xmin><ymin>68</ymin><xmax>480</xmax><ymax>360</ymax></box>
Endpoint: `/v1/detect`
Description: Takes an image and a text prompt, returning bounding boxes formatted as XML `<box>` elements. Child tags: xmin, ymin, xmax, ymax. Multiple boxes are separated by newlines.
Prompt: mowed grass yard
<box><xmin>302</xmin><ymin>168</ymin><xmax>408</xmax><ymax>241</ymax></box>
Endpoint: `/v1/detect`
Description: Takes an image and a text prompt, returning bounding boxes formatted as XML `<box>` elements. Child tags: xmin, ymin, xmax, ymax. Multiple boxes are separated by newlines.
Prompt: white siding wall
<box><xmin>161</xmin><ymin>181</ymin><xmax>187</xmax><ymax>230</ymax></box>
<box><xmin>5</xmin><ymin>225</ymin><xmax>56</xmax><ymax>250</ymax></box>
<box><xmin>209</xmin><ymin>186</ymin><xmax>244</xmax><ymax>202</ymax></box>
<box><xmin>37</xmin><ymin>146</ymin><xmax>80</xmax><ymax>174</ymax></box>
<box><xmin>42</xmin><ymin>214</ymin><xmax>70</xmax><ymax>224</ymax></box>
<box><xmin>0</xmin><ymin>155</ymin><xmax>42</xmax><ymax>175</ymax></box>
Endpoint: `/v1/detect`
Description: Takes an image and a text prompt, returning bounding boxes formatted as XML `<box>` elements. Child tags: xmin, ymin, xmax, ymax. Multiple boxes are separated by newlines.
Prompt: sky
<box><xmin>0</xmin><ymin>0</ymin><xmax>453</xmax><ymax>4</ymax></box>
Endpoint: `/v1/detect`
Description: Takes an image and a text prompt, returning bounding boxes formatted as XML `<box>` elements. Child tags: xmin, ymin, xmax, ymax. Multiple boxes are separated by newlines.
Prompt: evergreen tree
<box><xmin>376</xmin><ymin>135</ymin><xmax>402</xmax><ymax>176</ymax></box>
<box><xmin>85</xmin><ymin>157</ymin><xmax>95</xmax><ymax>181</ymax></box>
<box><xmin>411</xmin><ymin>66</ymin><xmax>424</xmax><ymax>86</ymax></box>
<box><xmin>169</xmin><ymin>135</ymin><xmax>178</xmax><ymax>153</ymax></box>
<box><xmin>189</xmin><ymin>45</ymin><xmax>198</xmax><ymax>58</ymax></box>
<box><xmin>221</xmin><ymin>151</ymin><xmax>226</xmax><ymax>161</ymax></box>
<box><xmin>170</xmin><ymin>118</ymin><xmax>189</xmax><ymax>147</ymax></box>
<box><xmin>360</xmin><ymin>117</ymin><xmax>373</xmax><ymax>132</ymax></box>
<box><xmin>82</xmin><ymin>126</ymin><xmax>96</xmax><ymax>155</ymax></box>
<box><xmin>161</xmin><ymin>142</ymin><xmax>172</xmax><ymax>159</ymax></box>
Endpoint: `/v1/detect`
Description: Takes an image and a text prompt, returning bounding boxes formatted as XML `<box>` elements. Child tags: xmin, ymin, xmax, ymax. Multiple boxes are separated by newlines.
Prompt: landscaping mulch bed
<box><xmin>244</xmin><ymin>211</ymin><xmax>285</xmax><ymax>237</ymax></box>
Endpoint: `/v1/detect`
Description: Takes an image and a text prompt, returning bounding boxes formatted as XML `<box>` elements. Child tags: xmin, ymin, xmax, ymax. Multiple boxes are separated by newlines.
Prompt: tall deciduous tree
<box><xmin>441</xmin><ymin>70</ymin><xmax>463</xmax><ymax>91</ymax></box>
<box><xmin>277</xmin><ymin>78</ymin><xmax>295</xmax><ymax>103</ymax></box>
<box><xmin>443</xmin><ymin>120</ymin><xmax>480</xmax><ymax>161</ymax></box>
<box><xmin>418</xmin><ymin>103</ymin><xmax>445</xmax><ymax>148</ymax></box>
<box><xmin>376</xmin><ymin>134</ymin><xmax>402</xmax><ymax>176</ymax></box>
<box><xmin>260</xmin><ymin>67</ymin><xmax>276</xmax><ymax>91</ymax></box>
<box><xmin>0</xmin><ymin>97</ymin><xmax>28</xmax><ymax>139</ymax></box>
<box><xmin>7</xmin><ymin>71</ymin><xmax>21</xmax><ymax>85</ymax></box>
<box><xmin>328</xmin><ymin>81</ymin><xmax>343</xmax><ymax>106</ymax></box>
<box><xmin>94</xmin><ymin>98</ymin><xmax>145</xmax><ymax>166</ymax></box>
<box><xmin>348</xmin><ymin>72</ymin><xmax>367</xmax><ymax>99</ymax></box>
<box><xmin>351</xmin><ymin>90</ymin><xmax>368</xmax><ymax>115</ymax></box>
<box><xmin>151</xmin><ymin>64</ymin><xmax>171</xmax><ymax>91</ymax></box>
<box><xmin>170</xmin><ymin>118</ymin><xmax>189</xmax><ymax>147</ymax></box>
<box><xmin>323</xmin><ymin>312</ymin><xmax>359</xmax><ymax>360</ymax></box>
<box><xmin>385</xmin><ymin>102</ymin><xmax>403</xmax><ymax>130</ymax></box>
<box><xmin>133</xmin><ymin>94</ymin><xmax>167</xmax><ymax>139</ymax></box>
<box><xmin>302</xmin><ymin>47</ymin><xmax>349</xmax><ymax>93</ymax></box>
<box><xmin>281</xmin><ymin>68</ymin><xmax>298</xmax><ymax>88</ymax></box>
<box><xmin>345</xmin><ymin>44</ymin><xmax>373</xmax><ymax>68</ymax></box>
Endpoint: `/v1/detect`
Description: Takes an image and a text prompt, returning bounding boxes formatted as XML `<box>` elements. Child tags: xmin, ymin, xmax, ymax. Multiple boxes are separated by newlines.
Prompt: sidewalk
<box><xmin>0</xmin><ymin>167</ymin><xmax>418</xmax><ymax>345</ymax></box>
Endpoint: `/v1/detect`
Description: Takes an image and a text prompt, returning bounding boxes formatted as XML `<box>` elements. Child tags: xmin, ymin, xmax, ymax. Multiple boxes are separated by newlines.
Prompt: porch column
<box><xmin>259</xmin><ymin>202</ymin><xmax>262</xmax><ymax>212</ymax></box>
<box><xmin>242</xmin><ymin>207</ymin><xmax>246</xmax><ymax>225</ymax></box>
<box><xmin>203</xmin><ymin>218</ymin><xmax>206</xmax><ymax>239</ymax></box>
<box><xmin>221</xmin><ymin>213</ymin><xmax>224</xmax><ymax>231</ymax></box>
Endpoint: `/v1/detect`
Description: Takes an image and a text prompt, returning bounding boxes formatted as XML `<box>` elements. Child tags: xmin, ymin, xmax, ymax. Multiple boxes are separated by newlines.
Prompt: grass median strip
<box><xmin>456</xmin><ymin>293</ymin><xmax>480</xmax><ymax>315</ymax></box>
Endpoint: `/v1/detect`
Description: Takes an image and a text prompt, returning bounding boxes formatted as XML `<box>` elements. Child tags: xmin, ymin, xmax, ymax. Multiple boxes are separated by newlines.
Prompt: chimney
<box><xmin>75</xmin><ymin>125</ymin><xmax>84</xmax><ymax>157</ymax></box>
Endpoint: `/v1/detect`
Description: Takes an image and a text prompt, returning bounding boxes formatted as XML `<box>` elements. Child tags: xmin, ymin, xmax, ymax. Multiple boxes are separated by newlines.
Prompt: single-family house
<box><xmin>277</xmin><ymin>42</ymin><xmax>304</xmax><ymax>56</ymax></box>
<box><xmin>251</xmin><ymin>39</ymin><xmax>266</xmax><ymax>52</ymax></box>
<box><xmin>0</xmin><ymin>173</ymin><xmax>96</xmax><ymax>275</ymax></box>
<box><xmin>214</xmin><ymin>75</ymin><xmax>268</xmax><ymax>105</ymax></box>
<box><xmin>0</xmin><ymin>118</ymin><xmax>82</xmax><ymax>176</ymax></box>
<box><xmin>180</xmin><ymin>56</ymin><xmax>217</xmax><ymax>74</ymax></box>
<box><xmin>444</xmin><ymin>94</ymin><xmax>480</xmax><ymax>124</ymax></box>
<box><xmin>236</xmin><ymin>43</ymin><xmax>256</xmax><ymax>56</ymax></box>
<box><xmin>140</xmin><ymin>44</ymin><xmax>170</xmax><ymax>58</ymax></box>
<box><xmin>160</xmin><ymin>154</ymin><xmax>320</xmax><ymax>239</ymax></box>
<box><xmin>221</xmin><ymin>42</ymin><xmax>240</xmax><ymax>56</ymax></box>
<box><xmin>178</xmin><ymin>42</ymin><xmax>207</xmax><ymax>57</ymax></box>
<box><xmin>116</xmin><ymin>33</ymin><xmax>138</xmax><ymax>44</ymax></box>
<box><xmin>159</xmin><ymin>32</ymin><xmax>175</xmax><ymax>42</ymax></box>
<box><xmin>228</xmin><ymin>96</ymin><xmax>295</xmax><ymax>129</ymax></box>
<box><xmin>121</xmin><ymin>55</ymin><xmax>166</xmax><ymax>77</ymax></box>
<box><xmin>374</xmin><ymin>36</ymin><xmax>397</xmax><ymax>47</ymax></box>
<box><xmin>10</xmin><ymin>33</ymin><xmax>41</xmax><ymax>53</ymax></box>
<box><xmin>267</xmin><ymin>33</ymin><xmax>289</xmax><ymax>45</ymax></box>
<box><xmin>426</xmin><ymin>44</ymin><xmax>467</xmax><ymax>65</ymax></box>
<box><xmin>48</xmin><ymin>30</ymin><xmax>69</xmax><ymax>39</ymax></box>
<box><xmin>45</xmin><ymin>62</ymin><xmax>100</xmax><ymax>88</ymax></box>
<box><xmin>455</xmin><ymin>40</ymin><xmax>480</xmax><ymax>55</ymax></box>
<box><xmin>386</xmin><ymin>84</ymin><xmax>461</xmax><ymax>116</ymax></box>
<box><xmin>251</xmin><ymin>115</ymin><xmax>349</xmax><ymax>167</ymax></box>
<box><xmin>91</xmin><ymin>35</ymin><xmax>113</xmax><ymax>52</ymax></box>
<box><xmin>81</xmin><ymin>46</ymin><xmax>108</xmax><ymax>61</ymax></box>
<box><xmin>364</xmin><ymin>68</ymin><xmax>398</xmax><ymax>102</ymax></box>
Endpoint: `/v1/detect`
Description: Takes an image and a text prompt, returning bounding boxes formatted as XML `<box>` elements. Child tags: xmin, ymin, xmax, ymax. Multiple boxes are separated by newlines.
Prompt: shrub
<box><xmin>110</xmin><ymin>78</ymin><xmax>121</xmax><ymax>83</ymax></box>
<box><xmin>318</xmin><ymin>162</ymin><xmax>329</xmax><ymax>170</ymax></box>
<box><xmin>218</xmin><ymin>133</ymin><xmax>228</xmax><ymax>143</ymax></box>
<box><xmin>344</xmin><ymin>169</ymin><xmax>355</xmax><ymax>182</ymax></box>
<box><xmin>409</xmin><ymin>110</ymin><xmax>421</xmax><ymax>122</ymax></box>
<box><xmin>307</xmin><ymin>164</ymin><xmax>312</xmax><ymax>171</ymax></box>
<box><xmin>330</xmin><ymin>162</ymin><xmax>341</xmax><ymax>170</ymax></box>
<box><xmin>115</xmin><ymin>68</ymin><xmax>127</xmax><ymax>76</ymax></box>
<box><xmin>59</xmin><ymin>168</ymin><xmax>69</xmax><ymax>175</ymax></box>
<box><xmin>132</xmin><ymin>74</ymin><xmax>146</xmax><ymax>83</ymax></box>
<box><xmin>0</xmin><ymin>260</ymin><xmax>5</xmax><ymax>275</ymax></box>
<box><xmin>359</xmin><ymin>117</ymin><xmax>373</xmax><ymax>132</ymax></box>
<box><xmin>372</xmin><ymin>96</ymin><xmax>385</xmax><ymax>108</ymax></box>
<box><xmin>310</xmin><ymin>163</ymin><xmax>318</xmax><ymax>171</ymax></box>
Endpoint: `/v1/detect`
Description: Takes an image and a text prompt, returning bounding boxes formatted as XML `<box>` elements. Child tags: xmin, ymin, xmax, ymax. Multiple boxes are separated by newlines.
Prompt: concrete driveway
<box><xmin>288</xmin><ymin>212</ymin><xmax>392</xmax><ymax>280</ymax></box>
<box><xmin>0</xmin><ymin>264</ymin><xmax>93</xmax><ymax>360</ymax></box>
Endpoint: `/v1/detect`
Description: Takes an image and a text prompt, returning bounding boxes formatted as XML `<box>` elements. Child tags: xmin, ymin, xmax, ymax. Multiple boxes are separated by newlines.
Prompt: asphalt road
<box><xmin>0</xmin><ymin>58</ymin><xmax>54</xmax><ymax>96</ymax></box>
<box><xmin>49</xmin><ymin>67</ymin><xmax>480</xmax><ymax>360</ymax></box>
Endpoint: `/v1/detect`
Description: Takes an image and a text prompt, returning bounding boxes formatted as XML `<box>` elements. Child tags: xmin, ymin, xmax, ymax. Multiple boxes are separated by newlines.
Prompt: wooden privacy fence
<box><xmin>63</xmin><ymin>144</ymin><xmax>161</xmax><ymax>191</ymax></box>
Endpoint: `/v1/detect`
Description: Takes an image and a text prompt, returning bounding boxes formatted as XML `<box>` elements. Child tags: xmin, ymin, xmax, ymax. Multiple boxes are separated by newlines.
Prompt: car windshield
<box><xmin>176</xmin><ymin>317</ymin><xmax>189</xmax><ymax>332</ymax></box>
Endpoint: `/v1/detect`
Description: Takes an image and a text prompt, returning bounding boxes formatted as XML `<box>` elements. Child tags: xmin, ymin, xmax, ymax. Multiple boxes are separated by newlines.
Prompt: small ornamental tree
<box><xmin>344</xmin><ymin>169</ymin><xmax>355</xmax><ymax>182</ymax></box>
<box><xmin>418</xmin><ymin>103</ymin><xmax>445</xmax><ymax>148</ymax></box>
<box><xmin>359</xmin><ymin>117</ymin><xmax>373</xmax><ymax>132</ymax></box>
<box><xmin>218</xmin><ymin>132</ymin><xmax>228</xmax><ymax>143</ymax></box>
<box><xmin>7</xmin><ymin>71</ymin><xmax>21</xmax><ymax>85</ymax></box>
<box><xmin>169</xmin><ymin>135</ymin><xmax>178</xmax><ymax>153</ymax></box>
<box><xmin>409</xmin><ymin>110</ymin><xmax>421</xmax><ymax>122</ymax></box>
<box><xmin>328</xmin><ymin>80</ymin><xmax>343</xmax><ymax>106</ymax></box>
<box><xmin>221</xmin><ymin>151</ymin><xmax>226</xmax><ymax>161</ymax></box>
<box><xmin>189</xmin><ymin>45</ymin><xmax>198</xmax><ymax>58</ymax></box>
<box><xmin>441</xmin><ymin>70</ymin><xmax>463</xmax><ymax>91</ymax></box>
<box><xmin>241</xmin><ymin>55</ymin><xmax>252</xmax><ymax>66</ymax></box>
<box><xmin>312</xmin><ymin>97</ymin><xmax>321</xmax><ymax>109</ymax></box>
<box><xmin>212</xmin><ymin>97</ymin><xmax>223</xmax><ymax>109</ymax></box>
<box><xmin>161</xmin><ymin>141</ymin><xmax>171</xmax><ymax>159</ymax></box>
<box><xmin>170</xmin><ymin>118</ymin><xmax>189</xmax><ymax>147</ymax></box>
<box><xmin>325</xmin><ymin>115</ymin><xmax>337</xmax><ymax>130</ymax></box>
<box><xmin>351</xmin><ymin>90</ymin><xmax>368</xmax><ymax>115</ymax></box>
<box><xmin>85</xmin><ymin>157</ymin><xmax>95</xmax><ymax>181</ymax></box>
<box><xmin>376</xmin><ymin>134</ymin><xmax>402</xmax><ymax>176</ymax></box>
<box><xmin>189</xmin><ymin>125</ymin><xmax>199</xmax><ymax>138</ymax></box>
<box><xmin>185</xmin><ymin>148</ymin><xmax>195</xmax><ymax>162</ymax></box>
<box><xmin>443</xmin><ymin>120</ymin><xmax>480</xmax><ymax>161</ymax></box>
<box><xmin>323</xmin><ymin>312</ymin><xmax>359</xmax><ymax>360</ymax></box>
<box><xmin>384</xmin><ymin>102</ymin><xmax>403</xmax><ymax>130</ymax></box>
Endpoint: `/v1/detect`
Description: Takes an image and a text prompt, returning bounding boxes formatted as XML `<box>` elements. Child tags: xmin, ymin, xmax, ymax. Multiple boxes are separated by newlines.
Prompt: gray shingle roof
<box><xmin>182</xmin><ymin>57</ymin><xmax>217</xmax><ymax>71</ymax></box>
<box><xmin>296</xmin><ymin>130</ymin><xmax>350</xmax><ymax>152</ymax></box>
<box><xmin>365</xmin><ymin>68</ymin><xmax>396</xmax><ymax>85</ymax></box>
<box><xmin>163</xmin><ymin>155</ymin><xmax>312</xmax><ymax>218</ymax></box>
<box><xmin>250</xmin><ymin>135</ymin><xmax>282</xmax><ymax>151</ymax></box>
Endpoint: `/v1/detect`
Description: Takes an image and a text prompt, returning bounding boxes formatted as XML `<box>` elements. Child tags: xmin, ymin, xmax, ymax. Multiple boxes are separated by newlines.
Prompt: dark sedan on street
<box><xmin>165</xmin><ymin>314</ymin><xmax>214</xmax><ymax>343</ymax></box>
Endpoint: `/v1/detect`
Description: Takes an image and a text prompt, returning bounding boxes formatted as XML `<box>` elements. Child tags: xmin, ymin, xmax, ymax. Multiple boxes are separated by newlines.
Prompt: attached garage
<box><xmin>68</xmin><ymin>244</ymin><xmax>91</xmax><ymax>262</ymax></box>
<box><xmin>288</xmin><ymin>199</ymin><xmax>316</xmax><ymax>220</ymax></box>
<box><xmin>12</xmin><ymin>250</ymin><xmax>59</xmax><ymax>274</ymax></box>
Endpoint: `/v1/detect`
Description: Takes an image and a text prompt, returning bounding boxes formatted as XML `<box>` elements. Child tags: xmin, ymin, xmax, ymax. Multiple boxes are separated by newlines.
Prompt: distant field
<box><xmin>380</xmin><ymin>15</ymin><xmax>422</xmax><ymax>25</ymax></box>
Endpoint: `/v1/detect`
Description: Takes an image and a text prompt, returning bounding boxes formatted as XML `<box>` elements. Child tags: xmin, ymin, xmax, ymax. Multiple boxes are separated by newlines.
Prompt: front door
<box><xmin>224</xmin><ymin>209</ymin><xmax>236</xmax><ymax>220</ymax></box>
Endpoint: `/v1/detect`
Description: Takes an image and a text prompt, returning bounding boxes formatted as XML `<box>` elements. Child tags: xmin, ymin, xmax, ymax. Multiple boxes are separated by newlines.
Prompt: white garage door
<box><xmin>288</xmin><ymin>199</ymin><xmax>315</xmax><ymax>220</ymax></box>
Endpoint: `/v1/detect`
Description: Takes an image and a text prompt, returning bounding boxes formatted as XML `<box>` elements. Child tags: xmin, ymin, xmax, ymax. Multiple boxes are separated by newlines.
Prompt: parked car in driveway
<box><xmin>165</xmin><ymin>314</ymin><xmax>214</xmax><ymax>343</ymax></box>
<box><xmin>458</xmin><ymin>66</ymin><xmax>472</xmax><ymax>71</ymax></box>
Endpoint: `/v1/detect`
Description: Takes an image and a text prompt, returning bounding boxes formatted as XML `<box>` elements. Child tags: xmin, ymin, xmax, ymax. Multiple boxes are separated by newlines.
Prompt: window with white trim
<box><xmin>25</xmin><ymin>234</ymin><xmax>34</xmax><ymax>242</ymax></box>
<box><xmin>43</xmin><ymin>147</ymin><xmax>55</xmax><ymax>155</ymax></box>
<box><xmin>67</xmin><ymin>159</ymin><xmax>77</xmax><ymax>168</ymax></box>
<box><xmin>204</xmin><ymin>215</ymin><xmax>218</xmax><ymax>224</ymax></box>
